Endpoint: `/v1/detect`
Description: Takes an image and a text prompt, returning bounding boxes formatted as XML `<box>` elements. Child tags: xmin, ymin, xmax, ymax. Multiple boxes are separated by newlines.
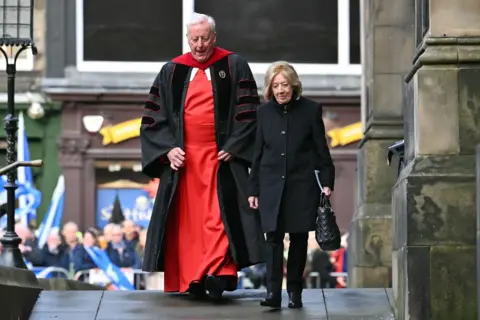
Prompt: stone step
<box><xmin>30</xmin><ymin>288</ymin><xmax>395</xmax><ymax>320</ymax></box>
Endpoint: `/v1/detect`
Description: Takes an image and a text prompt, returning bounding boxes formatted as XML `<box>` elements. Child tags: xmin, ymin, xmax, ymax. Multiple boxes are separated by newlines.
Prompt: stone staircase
<box><xmin>29</xmin><ymin>288</ymin><xmax>395</xmax><ymax>320</ymax></box>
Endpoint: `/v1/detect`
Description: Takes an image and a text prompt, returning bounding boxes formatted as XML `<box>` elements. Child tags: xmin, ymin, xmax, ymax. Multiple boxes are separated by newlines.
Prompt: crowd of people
<box><xmin>0</xmin><ymin>218</ymin><xmax>347</xmax><ymax>290</ymax></box>
<box><xmin>0</xmin><ymin>220</ymin><xmax>146</xmax><ymax>278</ymax></box>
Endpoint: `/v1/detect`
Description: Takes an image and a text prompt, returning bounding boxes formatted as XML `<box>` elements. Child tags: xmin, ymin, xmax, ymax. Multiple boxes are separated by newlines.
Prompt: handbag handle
<box><xmin>315</xmin><ymin>170</ymin><xmax>332</xmax><ymax>208</ymax></box>
<box><xmin>314</xmin><ymin>170</ymin><xmax>324</xmax><ymax>192</ymax></box>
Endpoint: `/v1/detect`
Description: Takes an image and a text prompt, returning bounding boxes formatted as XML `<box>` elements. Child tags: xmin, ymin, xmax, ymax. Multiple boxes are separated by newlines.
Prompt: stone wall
<box><xmin>348</xmin><ymin>0</ymin><xmax>415</xmax><ymax>288</ymax></box>
<box><xmin>392</xmin><ymin>1</ymin><xmax>480</xmax><ymax>317</ymax></box>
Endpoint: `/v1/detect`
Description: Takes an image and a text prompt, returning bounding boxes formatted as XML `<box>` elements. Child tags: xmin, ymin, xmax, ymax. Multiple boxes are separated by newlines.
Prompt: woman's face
<box><xmin>83</xmin><ymin>232</ymin><xmax>96</xmax><ymax>247</ymax></box>
<box><xmin>271</xmin><ymin>72</ymin><xmax>293</xmax><ymax>104</ymax></box>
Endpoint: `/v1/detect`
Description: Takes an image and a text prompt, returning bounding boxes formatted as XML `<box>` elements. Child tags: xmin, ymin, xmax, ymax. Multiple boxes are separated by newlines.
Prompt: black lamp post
<box><xmin>0</xmin><ymin>0</ymin><xmax>37</xmax><ymax>269</ymax></box>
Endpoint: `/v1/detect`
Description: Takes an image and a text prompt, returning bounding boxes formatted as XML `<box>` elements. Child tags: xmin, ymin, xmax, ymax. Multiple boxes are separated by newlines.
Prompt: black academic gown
<box><xmin>140</xmin><ymin>47</ymin><xmax>265</xmax><ymax>272</ymax></box>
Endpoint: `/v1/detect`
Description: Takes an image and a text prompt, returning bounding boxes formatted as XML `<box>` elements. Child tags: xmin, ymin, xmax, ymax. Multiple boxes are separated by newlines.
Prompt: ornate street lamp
<box><xmin>0</xmin><ymin>0</ymin><xmax>37</xmax><ymax>269</ymax></box>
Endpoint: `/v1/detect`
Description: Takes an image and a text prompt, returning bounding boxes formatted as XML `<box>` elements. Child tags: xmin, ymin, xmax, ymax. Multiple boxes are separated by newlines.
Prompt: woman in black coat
<box><xmin>248</xmin><ymin>61</ymin><xmax>335</xmax><ymax>309</ymax></box>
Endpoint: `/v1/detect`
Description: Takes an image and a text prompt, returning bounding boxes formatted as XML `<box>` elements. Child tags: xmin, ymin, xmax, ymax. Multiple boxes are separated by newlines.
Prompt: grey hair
<box><xmin>186</xmin><ymin>12</ymin><xmax>216</xmax><ymax>34</ymax></box>
<box><xmin>111</xmin><ymin>224</ymin><xmax>122</xmax><ymax>234</ymax></box>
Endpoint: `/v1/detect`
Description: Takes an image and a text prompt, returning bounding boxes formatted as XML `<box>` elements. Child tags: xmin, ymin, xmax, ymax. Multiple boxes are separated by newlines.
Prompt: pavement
<box><xmin>30</xmin><ymin>288</ymin><xmax>395</xmax><ymax>320</ymax></box>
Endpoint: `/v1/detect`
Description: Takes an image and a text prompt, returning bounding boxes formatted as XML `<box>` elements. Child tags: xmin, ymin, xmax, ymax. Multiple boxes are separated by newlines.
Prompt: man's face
<box><xmin>62</xmin><ymin>224</ymin><xmax>78</xmax><ymax>243</ymax></box>
<box><xmin>187</xmin><ymin>22</ymin><xmax>216</xmax><ymax>63</ymax></box>
<box><xmin>47</xmin><ymin>233</ymin><xmax>61</xmax><ymax>248</ymax></box>
<box><xmin>111</xmin><ymin>229</ymin><xmax>123</xmax><ymax>244</ymax></box>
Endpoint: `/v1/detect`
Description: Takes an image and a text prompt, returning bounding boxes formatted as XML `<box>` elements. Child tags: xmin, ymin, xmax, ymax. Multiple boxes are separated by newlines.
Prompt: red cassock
<box><xmin>163</xmin><ymin>67</ymin><xmax>237</xmax><ymax>293</ymax></box>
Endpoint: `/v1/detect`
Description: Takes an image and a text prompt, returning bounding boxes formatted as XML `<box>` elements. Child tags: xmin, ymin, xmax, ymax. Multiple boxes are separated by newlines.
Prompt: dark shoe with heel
<box><xmin>260</xmin><ymin>292</ymin><xmax>282</xmax><ymax>308</ymax></box>
<box><xmin>288</xmin><ymin>292</ymin><xmax>303</xmax><ymax>309</ymax></box>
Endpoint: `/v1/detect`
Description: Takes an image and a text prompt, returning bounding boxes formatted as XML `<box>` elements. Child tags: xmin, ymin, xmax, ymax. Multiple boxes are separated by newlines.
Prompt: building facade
<box><xmin>0</xmin><ymin>0</ymin><xmax>62</xmax><ymax>222</ymax></box>
<box><xmin>43</xmin><ymin>0</ymin><xmax>362</xmax><ymax>230</ymax></box>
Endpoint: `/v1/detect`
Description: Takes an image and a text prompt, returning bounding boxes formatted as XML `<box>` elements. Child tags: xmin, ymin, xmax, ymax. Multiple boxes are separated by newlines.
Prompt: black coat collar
<box><xmin>270</xmin><ymin>94</ymin><xmax>301</xmax><ymax>112</ymax></box>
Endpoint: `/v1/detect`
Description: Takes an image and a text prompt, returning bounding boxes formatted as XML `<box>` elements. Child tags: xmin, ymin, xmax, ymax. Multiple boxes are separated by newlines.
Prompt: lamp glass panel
<box><xmin>5</xmin><ymin>7</ymin><xmax>18</xmax><ymax>24</ymax></box>
<box><xmin>19</xmin><ymin>6</ymin><xmax>30</xmax><ymax>24</ymax></box>
<box><xmin>0</xmin><ymin>0</ymin><xmax>32</xmax><ymax>40</ymax></box>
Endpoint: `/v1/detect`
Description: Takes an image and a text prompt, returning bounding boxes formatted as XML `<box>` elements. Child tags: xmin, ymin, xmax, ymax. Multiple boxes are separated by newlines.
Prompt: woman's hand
<box><xmin>248</xmin><ymin>196</ymin><xmax>259</xmax><ymax>209</ymax></box>
<box><xmin>323</xmin><ymin>187</ymin><xmax>332</xmax><ymax>197</ymax></box>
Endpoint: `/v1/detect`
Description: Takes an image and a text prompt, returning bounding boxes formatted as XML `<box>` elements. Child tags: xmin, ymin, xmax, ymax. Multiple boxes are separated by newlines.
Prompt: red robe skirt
<box><xmin>163</xmin><ymin>69</ymin><xmax>238</xmax><ymax>292</ymax></box>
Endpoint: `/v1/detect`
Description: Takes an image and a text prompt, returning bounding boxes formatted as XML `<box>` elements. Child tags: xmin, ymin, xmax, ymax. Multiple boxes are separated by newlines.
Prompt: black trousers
<box><xmin>265</xmin><ymin>230</ymin><xmax>308</xmax><ymax>295</ymax></box>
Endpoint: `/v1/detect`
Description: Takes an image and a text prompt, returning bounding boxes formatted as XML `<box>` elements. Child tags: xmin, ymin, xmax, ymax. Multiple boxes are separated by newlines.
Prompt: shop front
<box><xmin>55</xmin><ymin>94</ymin><xmax>149</xmax><ymax>230</ymax></box>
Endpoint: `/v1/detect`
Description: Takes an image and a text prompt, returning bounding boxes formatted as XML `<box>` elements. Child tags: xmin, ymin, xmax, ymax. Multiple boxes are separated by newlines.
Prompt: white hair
<box><xmin>111</xmin><ymin>224</ymin><xmax>122</xmax><ymax>234</ymax></box>
<box><xmin>186</xmin><ymin>12</ymin><xmax>216</xmax><ymax>34</ymax></box>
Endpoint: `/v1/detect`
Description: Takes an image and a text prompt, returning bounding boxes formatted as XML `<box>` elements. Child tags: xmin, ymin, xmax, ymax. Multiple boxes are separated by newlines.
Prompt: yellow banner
<box><xmin>327</xmin><ymin>122</ymin><xmax>363</xmax><ymax>147</ymax></box>
<box><xmin>99</xmin><ymin>118</ymin><xmax>142</xmax><ymax>145</ymax></box>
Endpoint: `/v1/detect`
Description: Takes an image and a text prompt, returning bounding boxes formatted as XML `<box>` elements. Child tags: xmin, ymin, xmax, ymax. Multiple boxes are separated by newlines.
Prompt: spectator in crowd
<box><xmin>122</xmin><ymin>220</ymin><xmax>139</xmax><ymax>247</ymax></box>
<box><xmin>310</xmin><ymin>248</ymin><xmax>336</xmax><ymax>288</ymax></box>
<box><xmin>41</xmin><ymin>232</ymin><xmax>70</xmax><ymax>271</ymax></box>
<box><xmin>331</xmin><ymin>233</ymin><xmax>348</xmax><ymax>288</ymax></box>
<box><xmin>16</xmin><ymin>223</ymin><xmax>43</xmax><ymax>266</ymax></box>
<box><xmin>136</xmin><ymin>229</ymin><xmax>147</xmax><ymax>260</ymax></box>
<box><xmin>241</xmin><ymin>263</ymin><xmax>267</xmax><ymax>289</ymax></box>
<box><xmin>98</xmin><ymin>223</ymin><xmax>114</xmax><ymax>249</ymax></box>
<box><xmin>105</xmin><ymin>224</ymin><xmax>141</xmax><ymax>269</ymax></box>
<box><xmin>73</xmin><ymin>227</ymin><xmax>99</xmax><ymax>272</ymax></box>
<box><xmin>61</xmin><ymin>222</ymin><xmax>80</xmax><ymax>269</ymax></box>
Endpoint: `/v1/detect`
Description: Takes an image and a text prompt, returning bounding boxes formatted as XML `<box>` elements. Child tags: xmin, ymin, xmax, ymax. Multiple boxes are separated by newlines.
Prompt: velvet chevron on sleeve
<box><xmin>222</xmin><ymin>56</ymin><xmax>260</xmax><ymax>164</ymax></box>
<box><xmin>140</xmin><ymin>64</ymin><xmax>177</xmax><ymax>178</ymax></box>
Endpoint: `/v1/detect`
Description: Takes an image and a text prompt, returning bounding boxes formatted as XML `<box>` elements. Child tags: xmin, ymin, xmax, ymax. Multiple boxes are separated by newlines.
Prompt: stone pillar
<box><xmin>348</xmin><ymin>0</ymin><xmax>415</xmax><ymax>287</ymax></box>
<box><xmin>57</xmin><ymin>103</ymin><xmax>90</xmax><ymax>227</ymax></box>
<box><xmin>477</xmin><ymin>145</ymin><xmax>480</xmax><ymax>318</ymax></box>
<box><xmin>393</xmin><ymin>0</ymin><xmax>480</xmax><ymax>318</ymax></box>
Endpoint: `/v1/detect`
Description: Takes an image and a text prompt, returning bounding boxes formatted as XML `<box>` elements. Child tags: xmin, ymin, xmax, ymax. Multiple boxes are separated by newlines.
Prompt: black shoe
<box><xmin>205</xmin><ymin>275</ymin><xmax>224</xmax><ymax>300</ymax></box>
<box><xmin>222</xmin><ymin>276</ymin><xmax>238</xmax><ymax>292</ymax></box>
<box><xmin>288</xmin><ymin>292</ymin><xmax>303</xmax><ymax>309</ymax></box>
<box><xmin>260</xmin><ymin>292</ymin><xmax>281</xmax><ymax>308</ymax></box>
<box><xmin>188</xmin><ymin>281</ymin><xmax>206</xmax><ymax>299</ymax></box>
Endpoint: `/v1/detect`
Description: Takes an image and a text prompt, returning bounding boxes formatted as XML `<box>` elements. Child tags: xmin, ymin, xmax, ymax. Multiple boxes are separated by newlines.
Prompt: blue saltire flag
<box><xmin>17</xmin><ymin>112</ymin><xmax>37</xmax><ymax>226</ymax></box>
<box><xmin>36</xmin><ymin>175</ymin><xmax>65</xmax><ymax>248</ymax></box>
<box><xmin>0</xmin><ymin>176</ymin><xmax>42</xmax><ymax>229</ymax></box>
<box><xmin>84</xmin><ymin>246</ymin><xmax>135</xmax><ymax>291</ymax></box>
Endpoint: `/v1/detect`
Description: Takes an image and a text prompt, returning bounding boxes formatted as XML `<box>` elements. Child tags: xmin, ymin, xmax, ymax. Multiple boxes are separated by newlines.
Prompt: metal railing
<box><xmin>30</xmin><ymin>266</ymin><xmax>70</xmax><ymax>279</ymax></box>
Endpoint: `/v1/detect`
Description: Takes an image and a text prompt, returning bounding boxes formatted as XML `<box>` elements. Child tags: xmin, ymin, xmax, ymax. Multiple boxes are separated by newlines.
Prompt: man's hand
<box><xmin>323</xmin><ymin>187</ymin><xmax>332</xmax><ymax>197</ymax></box>
<box><xmin>19</xmin><ymin>244</ymin><xmax>31</xmax><ymax>253</ymax></box>
<box><xmin>248</xmin><ymin>196</ymin><xmax>259</xmax><ymax>209</ymax></box>
<box><xmin>167</xmin><ymin>147</ymin><xmax>186</xmax><ymax>171</ymax></box>
<box><xmin>218</xmin><ymin>150</ymin><xmax>232</xmax><ymax>162</ymax></box>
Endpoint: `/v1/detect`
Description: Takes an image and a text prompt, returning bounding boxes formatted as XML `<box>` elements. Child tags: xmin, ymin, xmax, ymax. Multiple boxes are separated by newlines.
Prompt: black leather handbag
<box><xmin>314</xmin><ymin>171</ymin><xmax>341</xmax><ymax>251</ymax></box>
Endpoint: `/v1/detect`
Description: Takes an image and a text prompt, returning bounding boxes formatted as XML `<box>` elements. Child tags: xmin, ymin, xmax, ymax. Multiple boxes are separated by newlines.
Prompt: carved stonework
<box><xmin>57</xmin><ymin>136</ymin><xmax>91</xmax><ymax>168</ymax></box>
<box><xmin>57</xmin><ymin>136</ymin><xmax>90</xmax><ymax>155</ymax></box>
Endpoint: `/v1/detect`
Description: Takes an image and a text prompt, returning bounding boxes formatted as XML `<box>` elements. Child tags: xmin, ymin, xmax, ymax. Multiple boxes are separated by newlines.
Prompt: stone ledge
<box><xmin>38</xmin><ymin>278</ymin><xmax>105</xmax><ymax>291</ymax></box>
<box><xmin>0</xmin><ymin>266</ymin><xmax>43</xmax><ymax>320</ymax></box>
<box><xmin>395</xmin><ymin>155</ymin><xmax>476</xmax><ymax>184</ymax></box>
<box><xmin>406</xmin><ymin>36</ymin><xmax>480</xmax><ymax>82</ymax></box>
<box><xmin>360</xmin><ymin>116</ymin><xmax>404</xmax><ymax>148</ymax></box>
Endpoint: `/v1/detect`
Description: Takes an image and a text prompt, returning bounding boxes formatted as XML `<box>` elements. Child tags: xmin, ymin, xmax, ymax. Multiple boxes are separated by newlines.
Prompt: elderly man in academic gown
<box><xmin>140</xmin><ymin>12</ymin><xmax>265</xmax><ymax>299</ymax></box>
